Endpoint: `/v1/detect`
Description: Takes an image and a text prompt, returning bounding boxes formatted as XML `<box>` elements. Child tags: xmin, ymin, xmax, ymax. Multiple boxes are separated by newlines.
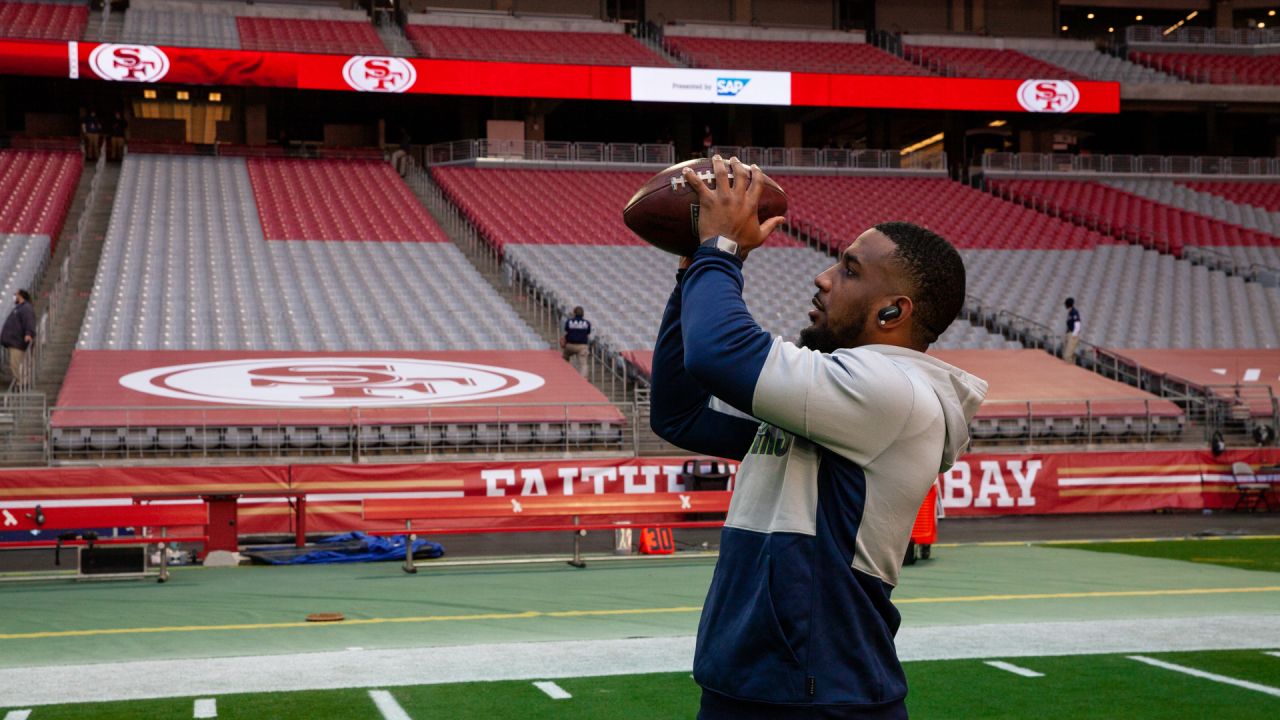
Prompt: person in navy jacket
<box><xmin>651</xmin><ymin>156</ymin><xmax>987</xmax><ymax>719</ymax></box>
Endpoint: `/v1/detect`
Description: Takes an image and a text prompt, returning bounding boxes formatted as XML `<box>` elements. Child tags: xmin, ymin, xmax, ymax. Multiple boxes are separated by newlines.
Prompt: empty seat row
<box><xmin>903</xmin><ymin>45</ymin><xmax>1082</xmax><ymax>79</ymax></box>
<box><xmin>77</xmin><ymin>155</ymin><xmax>543</xmax><ymax>352</ymax></box>
<box><xmin>0</xmin><ymin>1</ymin><xmax>86</xmax><ymax>41</ymax></box>
<box><xmin>1130</xmin><ymin>51</ymin><xmax>1280</xmax><ymax>85</ymax></box>
<box><xmin>406</xmin><ymin>25</ymin><xmax>667</xmax><ymax>66</ymax></box>
<box><xmin>0</xmin><ymin>149</ymin><xmax>82</xmax><ymax>243</ymax></box>
<box><xmin>664</xmin><ymin>36</ymin><xmax>929</xmax><ymax>75</ymax></box>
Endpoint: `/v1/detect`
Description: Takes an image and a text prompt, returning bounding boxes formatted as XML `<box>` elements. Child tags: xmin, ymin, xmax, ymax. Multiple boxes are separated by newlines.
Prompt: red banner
<box><xmin>940</xmin><ymin>448</ymin><xmax>1280</xmax><ymax>517</ymax></box>
<box><xmin>0</xmin><ymin>39</ymin><xmax>1119</xmax><ymax>113</ymax></box>
<box><xmin>2</xmin><ymin>449</ymin><xmax>1274</xmax><ymax>536</ymax></box>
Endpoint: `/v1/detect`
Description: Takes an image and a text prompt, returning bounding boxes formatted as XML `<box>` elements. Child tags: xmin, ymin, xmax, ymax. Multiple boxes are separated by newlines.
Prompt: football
<box><xmin>622</xmin><ymin>158</ymin><xmax>789</xmax><ymax>256</ymax></box>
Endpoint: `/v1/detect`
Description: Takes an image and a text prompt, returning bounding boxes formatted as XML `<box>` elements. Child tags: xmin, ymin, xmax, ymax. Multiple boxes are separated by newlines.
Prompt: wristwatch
<box><xmin>701</xmin><ymin>235</ymin><xmax>741</xmax><ymax>258</ymax></box>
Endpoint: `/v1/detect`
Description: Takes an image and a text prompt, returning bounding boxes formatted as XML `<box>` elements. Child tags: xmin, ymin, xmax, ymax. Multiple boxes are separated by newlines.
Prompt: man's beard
<box><xmin>798</xmin><ymin>302</ymin><xmax>869</xmax><ymax>353</ymax></box>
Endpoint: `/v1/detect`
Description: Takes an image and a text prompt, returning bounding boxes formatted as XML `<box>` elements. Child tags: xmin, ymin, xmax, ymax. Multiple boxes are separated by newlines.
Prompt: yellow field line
<box><xmin>3</xmin><ymin>587</ymin><xmax>1278</xmax><ymax>641</ymax></box>
<box><xmin>896</xmin><ymin>586</ymin><xmax>1280</xmax><ymax>604</ymax></box>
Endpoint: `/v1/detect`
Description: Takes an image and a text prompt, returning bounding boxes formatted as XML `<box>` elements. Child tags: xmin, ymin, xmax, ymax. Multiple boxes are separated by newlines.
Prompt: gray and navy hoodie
<box><xmin>651</xmin><ymin>247</ymin><xmax>987</xmax><ymax>717</ymax></box>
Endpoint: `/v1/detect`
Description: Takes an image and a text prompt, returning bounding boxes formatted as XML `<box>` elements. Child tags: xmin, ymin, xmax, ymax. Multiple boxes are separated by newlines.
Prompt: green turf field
<box><xmin>6</xmin><ymin>649</ymin><xmax>1278</xmax><ymax>719</ymax></box>
<box><xmin>1048</xmin><ymin>538</ymin><xmax>1280</xmax><ymax>573</ymax></box>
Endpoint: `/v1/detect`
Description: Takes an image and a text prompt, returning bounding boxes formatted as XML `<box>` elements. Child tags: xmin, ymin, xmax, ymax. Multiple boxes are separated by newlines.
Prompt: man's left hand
<box><xmin>682</xmin><ymin>155</ymin><xmax>785</xmax><ymax>258</ymax></box>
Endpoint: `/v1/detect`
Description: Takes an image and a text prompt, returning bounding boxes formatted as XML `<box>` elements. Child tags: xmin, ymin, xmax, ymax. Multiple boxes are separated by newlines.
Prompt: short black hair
<box><xmin>16</xmin><ymin>289</ymin><xmax>31</xmax><ymax>303</ymax></box>
<box><xmin>573</xmin><ymin>306</ymin><xmax>584</xmax><ymax>317</ymax></box>
<box><xmin>1064</xmin><ymin>297</ymin><xmax>1075</xmax><ymax>308</ymax></box>
<box><xmin>874</xmin><ymin>222</ymin><xmax>965</xmax><ymax>346</ymax></box>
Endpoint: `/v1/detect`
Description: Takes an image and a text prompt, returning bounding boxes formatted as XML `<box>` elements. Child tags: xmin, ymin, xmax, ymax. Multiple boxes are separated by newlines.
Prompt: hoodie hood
<box><xmin>864</xmin><ymin>345</ymin><xmax>988</xmax><ymax>472</ymax></box>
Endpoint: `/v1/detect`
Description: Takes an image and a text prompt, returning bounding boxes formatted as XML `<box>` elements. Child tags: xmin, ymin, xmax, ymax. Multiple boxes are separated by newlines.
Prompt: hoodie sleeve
<box><xmin>650</xmin><ymin>265</ymin><xmax>761</xmax><ymax>461</ymax></box>
<box><xmin>679</xmin><ymin>247</ymin><xmax>913</xmax><ymax>466</ymax></box>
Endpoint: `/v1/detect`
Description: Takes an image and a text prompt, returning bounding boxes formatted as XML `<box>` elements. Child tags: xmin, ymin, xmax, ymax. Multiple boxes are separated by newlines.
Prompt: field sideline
<box><xmin>2</xmin><ymin>538</ymin><xmax>1278</xmax><ymax>716</ymax></box>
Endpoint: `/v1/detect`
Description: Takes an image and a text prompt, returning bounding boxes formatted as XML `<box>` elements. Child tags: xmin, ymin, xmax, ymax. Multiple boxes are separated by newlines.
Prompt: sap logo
<box><xmin>342</xmin><ymin>56</ymin><xmax>417</xmax><ymax>93</ymax></box>
<box><xmin>1016</xmin><ymin>79</ymin><xmax>1080</xmax><ymax>113</ymax></box>
<box><xmin>940</xmin><ymin>459</ymin><xmax>1041</xmax><ymax>508</ymax></box>
<box><xmin>716</xmin><ymin>77</ymin><xmax>751</xmax><ymax>96</ymax></box>
<box><xmin>88</xmin><ymin>44</ymin><xmax>170</xmax><ymax>83</ymax></box>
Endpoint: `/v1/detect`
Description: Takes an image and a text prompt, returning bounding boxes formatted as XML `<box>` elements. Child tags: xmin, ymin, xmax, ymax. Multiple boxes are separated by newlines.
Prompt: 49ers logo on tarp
<box><xmin>88</xmin><ymin>44</ymin><xmax>170</xmax><ymax>83</ymax></box>
<box><xmin>119</xmin><ymin>358</ymin><xmax>544</xmax><ymax>407</ymax></box>
<box><xmin>342</xmin><ymin>56</ymin><xmax>417</xmax><ymax>93</ymax></box>
<box><xmin>1016</xmin><ymin>79</ymin><xmax>1080</xmax><ymax>113</ymax></box>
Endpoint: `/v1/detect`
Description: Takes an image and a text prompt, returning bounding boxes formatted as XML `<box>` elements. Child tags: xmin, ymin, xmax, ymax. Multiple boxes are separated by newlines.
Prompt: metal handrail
<box><xmin>983</xmin><ymin>152</ymin><xmax>1280</xmax><ymax>177</ymax></box>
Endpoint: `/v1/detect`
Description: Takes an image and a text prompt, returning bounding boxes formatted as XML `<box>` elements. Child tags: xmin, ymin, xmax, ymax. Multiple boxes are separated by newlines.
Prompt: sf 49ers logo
<box><xmin>246</xmin><ymin>364</ymin><xmax>475</xmax><ymax>400</ymax></box>
<box><xmin>88</xmin><ymin>44</ymin><xmax>170</xmax><ymax>83</ymax></box>
<box><xmin>1016</xmin><ymin>79</ymin><xmax>1080</xmax><ymax>113</ymax></box>
<box><xmin>119</xmin><ymin>357</ymin><xmax>545</xmax><ymax>407</ymax></box>
<box><xmin>342</xmin><ymin>56</ymin><xmax>417</xmax><ymax>93</ymax></box>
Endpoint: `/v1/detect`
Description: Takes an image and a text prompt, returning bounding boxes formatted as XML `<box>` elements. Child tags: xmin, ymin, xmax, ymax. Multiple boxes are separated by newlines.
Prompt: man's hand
<box><xmin>23</xmin><ymin>335</ymin><xmax>31</xmax><ymax>344</ymax></box>
<box><xmin>682</xmin><ymin>155</ymin><xmax>786</xmax><ymax>258</ymax></box>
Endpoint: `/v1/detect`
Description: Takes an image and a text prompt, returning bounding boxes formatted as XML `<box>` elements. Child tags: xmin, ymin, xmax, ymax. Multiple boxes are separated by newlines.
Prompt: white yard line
<box><xmin>533</xmin><ymin>681</ymin><xmax>572</xmax><ymax>699</ymax></box>
<box><xmin>1129</xmin><ymin>655</ymin><xmax>1280</xmax><ymax>698</ymax></box>
<box><xmin>369</xmin><ymin>690</ymin><xmax>413</xmax><ymax>720</ymax></box>
<box><xmin>2</xmin><ymin>615</ymin><xmax>1279</xmax><ymax>706</ymax></box>
<box><xmin>4</xmin><ymin>711</ymin><xmax>32</xmax><ymax>720</ymax></box>
<box><xmin>193</xmin><ymin>697</ymin><xmax>217</xmax><ymax>718</ymax></box>
<box><xmin>1264</xmin><ymin>651</ymin><xmax>1280</xmax><ymax>659</ymax></box>
<box><xmin>983</xmin><ymin>661</ymin><xmax>1043</xmax><ymax>678</ymax></box>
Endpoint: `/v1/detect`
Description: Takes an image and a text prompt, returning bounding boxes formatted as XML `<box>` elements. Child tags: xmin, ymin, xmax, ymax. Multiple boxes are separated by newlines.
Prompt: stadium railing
<box><xmin>982</xmin><ymin>151</ymin><xmax>1280</xmax><ymax>177</ymax></box>
<box><xmin>1126</xmin><ymin>24</ymin><xmax>1280</xmax><ymax>48</ymax></box>
<box><xmin>422</xmin><ymin>139</ymin><xmax>947</xmax><ymax>174</ymax></box>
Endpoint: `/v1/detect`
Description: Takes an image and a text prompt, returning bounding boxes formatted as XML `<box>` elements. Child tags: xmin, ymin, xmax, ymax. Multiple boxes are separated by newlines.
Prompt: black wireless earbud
<box><xmin>877</xmin><ymin>305</ymin><xmax>902</xmax><ymax>324</ymax></box>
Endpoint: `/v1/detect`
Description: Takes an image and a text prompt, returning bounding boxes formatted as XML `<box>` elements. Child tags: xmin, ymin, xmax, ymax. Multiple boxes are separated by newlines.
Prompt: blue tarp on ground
<box><xmin>245</xmin><ymin>532</ymin><xmax>444</xmax><ymax>565</ymax></box>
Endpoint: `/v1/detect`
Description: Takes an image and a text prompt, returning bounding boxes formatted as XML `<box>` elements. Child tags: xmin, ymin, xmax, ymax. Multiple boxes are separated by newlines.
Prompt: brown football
<box><xmin>622</xmin><ymin>158</ymin><xmax>788</xmax><ymax>256</ymax></box>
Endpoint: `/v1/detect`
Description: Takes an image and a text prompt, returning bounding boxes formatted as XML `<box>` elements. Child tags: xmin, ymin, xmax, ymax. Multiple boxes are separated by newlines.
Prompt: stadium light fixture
<box><xmin>176</xmin><ymin>91</ymin><xmax>190</xmax><ymax>100</ymax></box>
<box><xmin>1108</xmin><ymin>27</ymin><xmax>1115</xmax><ymax>33</ymax></box>
<box><xmin>209</xmin><ymin>92</ymin><xmax>222</xmax><ymax>102</ymax></box>
<box><xmin>1061</xmin><ymin>24</ymin><xmax>1068</xmax><ymax>31</ymax></box>
<box><xmin>989</xmin><ymin>120</ymin><xmax>1007</xmax><ymax>127</ymax></box>
<box><xmin>900</xmin><ymin>132</ymin><xmax>944</xmax><ymax>156</ymax></box>
<box><xmin>1086</xmin><ymin>13</ymin><xmax>1095</xmax><ymax>20</ymax></box>
<box><xmin>1271</xmin><ymin>10</ymin><xmax>1276</xmax><ymax>17</ymax></box>
<box><xmin>142</xmin><ymin>89</ymin><xmax>156</xmax><ymax>99</ymax></box>
<box><xmin>1136</xmin><ymin>14</ymin><xmax>1143</xmax><ymax>21</ymax></box>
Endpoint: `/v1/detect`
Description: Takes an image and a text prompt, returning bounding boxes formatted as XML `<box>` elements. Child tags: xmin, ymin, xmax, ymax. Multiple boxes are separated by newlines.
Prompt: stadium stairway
<box><xmin>33</xmin><ymin>160</ymin><xmax>119</xmax><ymax>401</ymax></box>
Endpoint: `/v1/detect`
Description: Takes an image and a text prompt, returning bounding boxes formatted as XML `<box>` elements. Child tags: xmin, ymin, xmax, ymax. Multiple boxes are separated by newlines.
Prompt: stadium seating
<box><xmin>432</xmin><ymin>166</ymin><xmax>799</xmax><ymax>249</ymax></box>
<box><xmin>1184</xmin><ymin>181</ymin><xmax>1280</xmax><ymax>213</ymax></box>
<box><xmin>0</xmin><ymin>233</ymin><xmax>51</xmax><ymax>308</ymax></box>
<box><xmin>247</xmin><ymin>159</ymin><xmax>443</xmax><ymax>243</ymax></box>
<box><xmin>77</xmin><ymin>155</ymin><xmax>541</xmax><ymax>352</ymax></box>
<box><xmin>0</xmin><ymin>1</ymin><xmax>87</xmax><ymax>41</ymax></box>
<box><xmin>777</xmin><ymin>175</ymin><xmax>1113</xmax><ymax>250</ymax></box>
<box><xmin>988</xmin><ymin>179</ymin><xmax>1278</xmax><ymax>254</ymax></box>
<box><xmin>406</xmin><ymin>25</ymin><xmax>666</xmax><ymax>66</ymax></box>
<box><xmin>0</xmin><ymin>149</ymin><xmax>82</xmax><ymax>244</ymax></box>
<box><xmin>438</xmin><ymin>166</ymin><xmax>1019</xmax><ymax>353</ymax></box>
<box><xmin>1021</xmin><ymin>49</ymin><xmax>1183</xmax><ymax>84</ymax></box>
<box><xmin>236</xmin><ymin>17</ymin><xmax>385</xmax><ymax>55</ymax></box>
<box><xmin>1129</xmin><ymin>52</ymin><xmax>1280</xmax><ymax>85</ymax></box>
<box><xmin>663</xmin><ymin>37</ymin><xmax>930</xmax><ymax>75</ymax></box>
<box><xmin>903</xmin><ymin>45</ymin><xmax>1082</xmax><ymax>79</ymax></box>
<box><xmin>122</xmin><ymin>9</ymin><xmax>241</xmax><ymax>49</ymax></box>
<box><xmin>965</xmin><ymin>245</ymin><xmax>1280</xmax><ymax>348</ymax></box>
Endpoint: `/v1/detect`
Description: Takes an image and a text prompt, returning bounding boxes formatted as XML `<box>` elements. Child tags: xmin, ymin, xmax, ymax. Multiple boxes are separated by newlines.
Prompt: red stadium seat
<box><xmin>1181</xmin><ymin>181</ymin><xmax>1280</xmax><ymax>213</ymax></box>
<box><xmin>0</xmin><ymin>2</ymin><xmax>87</xmax><ymax>41</ymax></box>
<box><xmin>1130</xmin><ymin>51</ymin><xmax>1280</xmax><ymax>85</ymax></box>
<box><xmin>663</xmin><ymin>37</ymin><xmax>930</xmax><ymax>75</ymax></box>
<box><xmin>236</xmin><ymin>17</ymin><xmax>385</xmax><ymax>55</ymax></box>
<box><xmin>905</xmin><ymin>45</ymin><xmax>1082</xmax><ymax>79</ymax></box>
<box><xmin>246</xmin><ymin>159</ymin><xmax>446</xmax><ymax>242</ymax></box>
<box><xmin>0</xmin><ymin>149</ymin><xmax>83</xmax><ymax>245</ymax></box>
<box><xmin>406</xmin><ymin>25</ymin><xmax>669</xmax><ymax>66</ymax></box>
<box><xmin>988</xmin><ymin>179</ymin><xmax>1279</xmax><ymax>253</ymax></box>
